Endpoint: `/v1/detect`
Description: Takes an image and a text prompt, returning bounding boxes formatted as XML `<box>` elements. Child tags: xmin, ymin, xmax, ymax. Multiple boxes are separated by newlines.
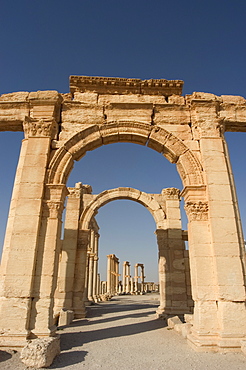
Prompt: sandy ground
<box><xmin>1</xmin><ymin>294</ymin><xmax>246</xmax><ymax>369</ymax></box>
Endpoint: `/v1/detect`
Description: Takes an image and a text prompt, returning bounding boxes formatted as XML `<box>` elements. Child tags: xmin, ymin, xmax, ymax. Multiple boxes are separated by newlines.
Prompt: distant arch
<box><xmin>47</xmin><ymin>122</ymin><xmax>204</xmax><ymax>186</ymax></box>
<box><xmin>80</xmin><ymin>187</ymin><xmax>167</xmax><ymax>230</ymax></box>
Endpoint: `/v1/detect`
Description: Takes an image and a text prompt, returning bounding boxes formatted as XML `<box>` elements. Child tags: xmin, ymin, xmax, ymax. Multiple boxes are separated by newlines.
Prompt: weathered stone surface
<box><xmin>20</xmin><ymin>336</ymin><xmax>60</xmax><ymax>368</ymax></box>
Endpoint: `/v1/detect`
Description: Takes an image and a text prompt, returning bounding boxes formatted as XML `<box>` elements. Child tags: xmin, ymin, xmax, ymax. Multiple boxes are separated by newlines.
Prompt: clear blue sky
<box><xmin>0</xmin><ymin>1</ymin><xmax>245</xmax><ymax>282</ymax></box>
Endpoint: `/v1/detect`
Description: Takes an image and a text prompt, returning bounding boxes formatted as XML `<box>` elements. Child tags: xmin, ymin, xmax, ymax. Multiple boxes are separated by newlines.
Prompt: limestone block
<box><xmin>210</xmin><ymin>217</ymin><xmax>240</xmax><ymax>244</ymax></box>
<box><xmin>174</xmin><ymin>323</ymin><xmax>183</xmax><ymax>334</ymax></box>
<box><xmin>241</xmin><ymin>340</ymin><xmax>246</xmax><ymax>356</ymax></box>
<box><xmin>218</xmin><ymin>301</ymin><xmax>246</xmax><ymax>336</ymax></box>
<box><xmin>98</xmin><ymin>93</ymin><xmax>166</xmax><ymax>105</ymax></box>
<box><xmin>0</xmin><ymin>92</ymin><xmax>29</xmax><ymax>101</ymax></box>
<box><xmin>168</xmin><ymin>95</ymin><xmax>185</xmax><ymax>105</ymax></box>
<box><xmin>181</xmin><ymin>323</ymin><xmax>193</xmax><ymax>338</ymax></box>
<box><xmin>147</xmin><ymin>127</ymin><xmax>171</xmax><ymax>154</ymax></box>
<box><xmin>73</xmin><ymin>92</ymin><xmax>98</xmax><ymax>104</ymax></box>
<box><xmin>167</xmin><ymin>315</ymin><xmax>182</xmax><ymax>328</ymax></box>
<box><xmin>104</xmin><ymin>102</ymin><xmax>153</xmax><ymax>124</ymax></box>
<box><xmin>20</xmin><ymin>336</ymin><xmax>60</xmax><ymax>368</ymax></box>
<box><xmin>62</xmin><ymin>102</ymin><xmax>104</xmax><ymax>125</ymax></box>
<box><xmin>99</xmin><ymin>123</ymin><xmax>120</xmax><ymax>144</ymax></box>
<box><xmin>154</xmin><ymin>104</ymin><xmax>190</xmax><ymax>125</ymax></box>
<box><xmin>59</xmin><ymin>309</ymin><xmax>74</xmax><ymax>326</ymax></box>
<box><xmin>193</xmin><ymin>300</ymin><xmax>219</xmax><ymax>334</ymax></box>
<box><xmin>221</xmin><ymin>95</ymin><xmax>246</xmax><ymax>104</ymax></box>
<box><xmin>161</xmin><ymin>124</ymin><xmax>192</xmax><ymax>141</ymax></box>
<box><xmin>0</xmin><ymin>102</ymin><xmax>29</xmax><ymax>130</ymax></box>
<box><xmin>187</xmin><ymin>92</ymin><xmax>220</xmax><ymax>102</ymax></box>
<box><xmin>118</xmin><ymin>121</ymin><xmax>151</xmax><ymax>145</ymax></box>
<box><xmin>172</xmin><ymin>259</ymin><xmax>185</xmax><ymax>271</ymax></box>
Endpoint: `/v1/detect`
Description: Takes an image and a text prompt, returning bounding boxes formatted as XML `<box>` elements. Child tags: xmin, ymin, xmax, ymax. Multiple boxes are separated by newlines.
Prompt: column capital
<box><xmin>161</xmin><ymin>187</ymin><xmax>180</xmax><ymax>200</ymax></box>
<box><xmin>23</xmin><ymin>116</ymin><xmax>58</xmax><ymax>139</ymax></box>
<box><xmin>184</xmin><ymin>201</ymin><xmax>209</xmax><ymax>221</ymax></box>
<box><xmin>68</xmin><ymin>186</ymin><xmax>83</xmax><ymax>199</ymax></box>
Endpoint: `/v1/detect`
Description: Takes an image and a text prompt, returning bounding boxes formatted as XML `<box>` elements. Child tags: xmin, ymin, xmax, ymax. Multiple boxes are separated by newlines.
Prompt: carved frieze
<box><xmin>162</xmin><ymin>188</ymin><xmax>181</xmax><ymax>200</ymax></box>
<box><xmin>70</xmin><ymin>75</ymin><xmax>183</xmax><ymax>96</ymax></box>
<box><xmin>184</xmin><ymin>201</ymin><xmax>209</xmax><ymax>221</ymax></box>
<box><xmin>23</xmin><ymin>117</ymin><xmax>58</xmax><ymax>139</ymax></box>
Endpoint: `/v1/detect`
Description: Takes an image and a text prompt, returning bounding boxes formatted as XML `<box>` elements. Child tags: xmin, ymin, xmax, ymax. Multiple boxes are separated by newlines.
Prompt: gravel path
<box><xmin>1</xmin><ymin>294</ymin><xmax>246</xmax><ymax>369</ymax></box>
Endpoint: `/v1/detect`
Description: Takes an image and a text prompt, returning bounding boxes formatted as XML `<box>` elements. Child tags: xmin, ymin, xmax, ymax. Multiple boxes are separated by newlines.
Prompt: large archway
<box><xmin>0</xmin><ymin>77</ymin><xmax>245</xmax><ymax>354</ymax></box>
<box><xmin>47</xmin><ymin>122</ymin><xmax>204</xmax><ymax>187</ymax></box>
<box><xmin>55</xmin><ymin>185</ymin><xmax>192</xmax><ymax>322</ymax></box>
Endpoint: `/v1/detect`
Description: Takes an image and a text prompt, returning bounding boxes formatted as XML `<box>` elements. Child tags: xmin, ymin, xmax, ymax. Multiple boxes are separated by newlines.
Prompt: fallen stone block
<box><xmin>20</xmin><ymin>336</ymin><xmax>60</xmax><ymax>368</ymax></box>
<box><xmin>181</xmin><ymin>323</ymin><xmax>192</xmax><ymax>338</ymax></box>
<box><xmin>241</xmin><ymin>340</ymin><xmax>246</xmax><ymax>355</ymax></box>
<box><xmin>167</xmin><ymin>316</ymin><xmax>182</xmax><ymax>329</ymax></box>
<box><xmin>59</xmin><ymin>308</ymin><xmax>74</xmax><ymax>326</ymax></box>
<box><xmin>174</xmin><ymin>323</ymin><xmax>183</xmax><ymax>334</ymax></box>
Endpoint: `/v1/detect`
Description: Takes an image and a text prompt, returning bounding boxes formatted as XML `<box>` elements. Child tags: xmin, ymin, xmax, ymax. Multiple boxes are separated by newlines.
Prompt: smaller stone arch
<box><xmin>80</xmin><ymin>187</ymin><xmax>167</xmax><ymax>230</ymax></box>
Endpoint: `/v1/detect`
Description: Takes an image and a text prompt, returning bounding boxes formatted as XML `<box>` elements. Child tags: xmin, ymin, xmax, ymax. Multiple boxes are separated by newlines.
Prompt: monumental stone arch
<box><xmin>54</xmin><ymin>184</ymin><xmax>193</xmax><ymax>324</ymax></box>
<box><xmin>78</xmin><ymin>186</ymin><xmax>192</xmax><ymax>313</ymax></box>
<box><xmin>0</xmin><ymin>75</ymin><xmax>246</xmax><ymax>355</ymax></box>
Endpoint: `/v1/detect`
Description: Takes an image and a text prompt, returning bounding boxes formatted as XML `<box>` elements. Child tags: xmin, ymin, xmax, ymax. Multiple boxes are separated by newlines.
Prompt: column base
<box><xmin>187</xmin><ymin>330</ymin><xmax>244</xmax><ymax>352</ymax></box>
<box><xmin>156</xmin><ymin>305</ymin><xmax>191</xmax><ymax>319</ymax></box>
<box><xmin>73</xmin><ymin>307</ymin><xmax>87</xmax><ymax>319</ymax></box>
<box><xmin>0</xmin><ymin>333</ymin><xmax>30</xmax><ymax>350</ymax></box>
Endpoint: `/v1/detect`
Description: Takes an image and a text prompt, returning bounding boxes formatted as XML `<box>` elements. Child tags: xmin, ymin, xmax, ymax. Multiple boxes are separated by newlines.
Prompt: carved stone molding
<box><xmin>162</xmin><ymin>187</ymin><xmax>181</xmax><ymax>200</ymax></box>
<box><xmin>23</xmin><ymin>117</ymin><xmax>58</xmax><ymax>139</ymax></box>
<box><xmin>70</xmin><ymin>75</ymin><xmax>183</xmax><ymax>96</ymax></box>
<box><xmin>184</xmin><ymin>201</ymin><xmax>209</xmax><ymax>221</ymax></box>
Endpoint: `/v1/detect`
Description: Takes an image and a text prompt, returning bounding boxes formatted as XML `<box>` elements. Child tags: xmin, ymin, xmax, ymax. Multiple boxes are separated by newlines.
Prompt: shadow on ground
<box><xmin>0</xmin><ymin>350</ymin><xmax>12</xmax><ymax>362</ymax></box>
<box><xmin>49</xmin><ymin>350</ymin><xmax>88</xmax><ymax>369</ymax></box>
<box><xmin>60</xmin><ymin>298</ymin><xmax>166</xmax><ymax>351</ymax></box>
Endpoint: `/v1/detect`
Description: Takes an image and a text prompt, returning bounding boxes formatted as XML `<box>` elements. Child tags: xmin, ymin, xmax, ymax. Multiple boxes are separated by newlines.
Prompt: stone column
<box><xmin>122</xmin><ymin>262</ymin><xmax>127</xmax><ymax>293</ymax></box>
<box><xmin>92</xmin><ymin>233</ymin><xmax>99</xmax><ymax>301</ymax></box>
<box><xmin>72</xmin><ymin>229</ymin><xmax>90</xmax><ymax>318</ymax></box>
<box><xmin>107</xmin><ymin>255</ymin><xmax>112</xmax><ymax>295</ymax></box>
<box><xmin>140</xmin><ymin>265</ymin><xmax>145</xmax><ymax>294</ymax></box>
<box><xmin>115</xmin><ymin>258</ymin><xmax>119</xmax><ymax>295</ymax></box>
<box><xmin>162</xmin><ymin>188</ymin><xmax>189</xmax><ymax>314</ymax></box>
<box><xmin>55</xmin><ymin>183</ymin><xmax>83</xmax><ymax>314</ymax></box>
<box><xmin>30</xmin><ymin>184</ymin><xmax>68</xmax><ymax>337</ymax></box>
<box><xmin>126</xmin><ymin>263</ymin><xmax>131</xmax><ymax>294</ymax></box>
<box><xmin>87</xmin><ymin>254</ymin><xmax>95</xmax><ymax>302</ymax></box>
<box><xmin>122</xmin><ymin>261</ymin><xmax>130</xmax><ymax>293</ymax></box>
<box><xmin>186</xmin><ymin>96</ymin><xmax>246</xmax><ymax>350</ymax></box>
<box><xmin>135</xmin><ymin>264</ymin><xmax>139</xmax><ymax>294</ymax></box>
<box><xmin>97</xmin><ymin>273</ymin><xmax>101</xmax><ymax>297</ymax></box>
<box><xmin>155</xmin><ymin>229</ymin><xmax>169</xmax><ymax>318</ymax></box>
<box><xmin>0</xmin><ymin>117</ymin><xmax>58</xmax><ymax>346</ymax></box>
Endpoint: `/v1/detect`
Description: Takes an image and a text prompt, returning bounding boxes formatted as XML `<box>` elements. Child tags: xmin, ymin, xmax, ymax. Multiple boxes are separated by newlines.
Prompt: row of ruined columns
<box><xmin>105</xmin><ymin>259</ymin><xmax>151</xmax><ymax>296</ymax></box>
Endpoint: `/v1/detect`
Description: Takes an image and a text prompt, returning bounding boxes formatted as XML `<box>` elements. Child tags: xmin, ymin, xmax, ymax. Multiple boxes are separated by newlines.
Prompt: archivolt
<box><xmin>80</xmin><ymin>187</ymin><xmax>167</xmax><ymax>230</ymax></box>
<box><xmin>47</xmin><ymin>122</ymin><xmax>204</xmax><ymax>186</ymax></box>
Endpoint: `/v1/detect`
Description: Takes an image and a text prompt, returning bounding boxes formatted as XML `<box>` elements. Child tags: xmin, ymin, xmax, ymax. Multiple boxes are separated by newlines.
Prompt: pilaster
<box><xmin>0</xmin><ymin>117</ymin><xmax>56</xmax><ymax>347</ymax></box>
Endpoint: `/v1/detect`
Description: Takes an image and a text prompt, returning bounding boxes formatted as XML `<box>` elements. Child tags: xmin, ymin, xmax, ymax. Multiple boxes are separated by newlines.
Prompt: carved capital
<box><xmin>162</xmin><ymin>187</ymin><xmax>180</xmax><ymax>200</ymax></box>
<box><xmin>184</xmin><ymin>201</ymin><xmax>209</xmax><ymax>221</ymax></box>
<box><xmin>43</xmin><ymin>200</ymin><xmax>64</xmax><ymax>219</ymax></box>
<box><xmin>68</xmin><ymin>187</ymin><xmax>83</xmax><ymax>199</ymax></box>
<box><xmin>23</xmin><ymin>117</ymin><xmax>58</xmax><ymax>139</ymax></box>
